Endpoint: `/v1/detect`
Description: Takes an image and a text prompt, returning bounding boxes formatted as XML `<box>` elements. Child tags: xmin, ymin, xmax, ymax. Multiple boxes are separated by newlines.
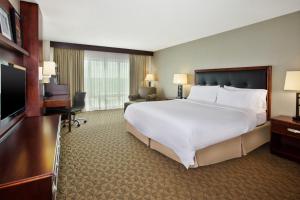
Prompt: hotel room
<box><xmin>0</xmin><ymin>0</ymin><xmax>299</xmax><ymax>199</ymax></box>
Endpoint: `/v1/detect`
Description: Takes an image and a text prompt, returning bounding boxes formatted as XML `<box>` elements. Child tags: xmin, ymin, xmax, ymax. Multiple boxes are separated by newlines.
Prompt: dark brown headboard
<box><xmin>194</xmin><ymin>66</ymin><xmax>272</xmax><ymax>120</ymax></box>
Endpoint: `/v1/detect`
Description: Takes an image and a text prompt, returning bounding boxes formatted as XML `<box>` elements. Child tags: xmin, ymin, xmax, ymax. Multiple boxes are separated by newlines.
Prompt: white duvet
<box><xmin>124</xmin><ymin>99</ymin><xmax>258</xmax><ymax>168</ymax></box>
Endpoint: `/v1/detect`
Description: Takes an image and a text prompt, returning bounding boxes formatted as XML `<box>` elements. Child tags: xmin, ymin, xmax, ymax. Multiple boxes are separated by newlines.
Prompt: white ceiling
<box><xmin>28</xmin><ymin>0</ymin><xmax>300</xmax><ymax>51</ymax></box>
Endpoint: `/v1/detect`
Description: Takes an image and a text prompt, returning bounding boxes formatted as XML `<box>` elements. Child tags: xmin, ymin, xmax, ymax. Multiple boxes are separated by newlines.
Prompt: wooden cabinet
<box><xmin>271</xmin><ymin>115</ymin><xmax>300</xmax><ymax>162</ymax></box>
<box><xmin>0</xmin><ymin>115</ymin><xmax>61</xmax><ymax>200</ymax></box>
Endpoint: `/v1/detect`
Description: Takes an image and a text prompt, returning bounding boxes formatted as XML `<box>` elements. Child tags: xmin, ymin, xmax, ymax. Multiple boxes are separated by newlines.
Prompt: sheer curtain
<box><xmin>84</xmin><ymin>51</ymin><xmax>130</xmax><ymax>111</ymax></box>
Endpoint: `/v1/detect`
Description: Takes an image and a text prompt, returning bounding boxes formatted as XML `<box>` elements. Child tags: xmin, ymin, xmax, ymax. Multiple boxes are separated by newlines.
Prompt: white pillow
<box><xmin>187</xmin><ymin>85</ymin><xmax>220</xmax><ymax>103</ymax></box>
<box><xmin>217</xmin><ymin>88</ymin><xmax>266</xmax><ymax>113</ymax></box>
<box><xmin>224</xmin><ymin>86</ymin><xmax>267</xmax><ymax>111</ymax></box>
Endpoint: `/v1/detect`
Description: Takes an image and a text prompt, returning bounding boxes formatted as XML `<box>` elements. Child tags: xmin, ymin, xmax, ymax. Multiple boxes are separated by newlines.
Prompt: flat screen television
<box><xmin>1</xmin><ymin>64</ymin><xmax>26</xmax><ymax>120</ymax></box>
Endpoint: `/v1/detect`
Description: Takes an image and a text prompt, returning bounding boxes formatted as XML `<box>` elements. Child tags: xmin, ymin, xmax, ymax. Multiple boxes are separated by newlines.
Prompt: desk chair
<box><xmin>70</xmin><ymin>92</ymin><xmax>87</xmax><ymax>127</ymax></box>
<box><xmin>46</xmin><ymin>92</ymin><xmax>87</xmax><ymax>127</ymax></box>
<box><xmin>47</xmin><ymin>92</ymin><xmax>87</xmax><ymax>128</ymax></box>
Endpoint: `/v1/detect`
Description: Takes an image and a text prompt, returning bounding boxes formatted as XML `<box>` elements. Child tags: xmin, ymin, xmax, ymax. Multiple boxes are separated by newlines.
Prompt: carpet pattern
<box><xmin>57</xmin><ymin>109</ymin><xmax>300</xmax><ymax>200</ymax></box>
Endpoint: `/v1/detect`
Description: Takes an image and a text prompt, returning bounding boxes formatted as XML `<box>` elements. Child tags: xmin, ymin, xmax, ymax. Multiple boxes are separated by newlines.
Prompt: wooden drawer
<box><xmin>52</xmin><ymin>127</ymin><xmax>61</xmax><ymax>200</ymax></box>
<box><xmin>272</xmin><ymin>121</ymin><xmax>300</xmax><ymax>139</ymax></box>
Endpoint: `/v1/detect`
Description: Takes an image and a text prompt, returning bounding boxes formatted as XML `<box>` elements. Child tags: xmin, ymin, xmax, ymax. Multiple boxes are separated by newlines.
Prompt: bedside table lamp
<box><xmin>173</xmin><ymin>74</ymin><xmax>187</xmax><ymax>99</ymax></box>
<box><xmin>145</xmin><ymin>74</ymin><xmax>154</xmax><ymax>87</ymax></box>
<box><xmin>284</xmin><ymin>71</ymin><xmax>300</xmax><ymax>121</ymax></box>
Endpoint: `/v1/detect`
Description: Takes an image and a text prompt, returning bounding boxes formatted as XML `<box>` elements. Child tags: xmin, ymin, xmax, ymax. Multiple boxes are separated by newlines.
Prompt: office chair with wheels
<box><xmin>45</xmin><ymin>92</ymin><xmax>87</xmax><ymax>128</ymax></box>
<box><xmin>70</xmin><ymin>92</ymin><xmax>87</xmax><ymax>127</ymax></box>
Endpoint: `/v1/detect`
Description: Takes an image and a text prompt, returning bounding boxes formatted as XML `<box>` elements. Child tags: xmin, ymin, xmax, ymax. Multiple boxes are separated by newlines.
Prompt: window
<box><xmin>84</xmin><ymin>51</ymin><xmax>129</xmax><ymax>111</ymax></box>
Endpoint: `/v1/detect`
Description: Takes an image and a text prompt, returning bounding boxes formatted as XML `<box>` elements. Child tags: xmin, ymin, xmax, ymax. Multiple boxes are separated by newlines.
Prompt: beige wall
<box><xmin>42</xmin><ymin>40</ymin><xmax>51</xmax><ymax>61</ymax></box>
<box><xmin>41</xmin><ymin>40</ymin><xmax>54</xmax><ymax>61</ymax></box>
<box><xmin>153</xmin><ymin>11</ymin><xmax>300</xmax><ymax>117</ymax></box>
<box><xmin>8</xmin><ymin>0</ymin><xmax>19</xmax><ymax>12</ymax></box>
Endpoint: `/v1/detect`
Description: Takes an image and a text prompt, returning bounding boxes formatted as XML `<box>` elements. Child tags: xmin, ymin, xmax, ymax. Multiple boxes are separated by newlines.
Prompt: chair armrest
<box><xmin>146</xmin><ymin>94</ymin><xmax>157</xmax><ymax>101</ymax></box>
<box><xmin>128</xmin><ymin>94</ymin><xmax>140</xmax><ymax>101</ymax></box>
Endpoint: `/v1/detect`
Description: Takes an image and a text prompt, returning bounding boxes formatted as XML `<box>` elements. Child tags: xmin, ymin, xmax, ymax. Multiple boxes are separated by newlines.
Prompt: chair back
<box><xmin>73</xmin><ymin>92</ymin><xmax>86</xmax><ymax>109</ymax></box>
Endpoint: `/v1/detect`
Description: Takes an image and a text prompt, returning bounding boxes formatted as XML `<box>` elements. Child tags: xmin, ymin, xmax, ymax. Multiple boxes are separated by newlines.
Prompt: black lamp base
<box><xmin>294</xmin><ymin>93</ymin><xmax>300</xmax><ymax>122</ymax></box>
<box><xmin>177</xmin><ymin>84</ymin><xmax>183</xmax><ymax>99</ymax></box>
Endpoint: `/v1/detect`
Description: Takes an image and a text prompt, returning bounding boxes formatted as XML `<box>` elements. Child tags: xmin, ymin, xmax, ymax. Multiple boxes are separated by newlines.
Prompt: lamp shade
<box><xmin>173</xmin><ymin>74</ymin><xmax>187</xmax><ymax>85</ymax></box>
<box><xmin>145</xmin><ymin>74</ymin><xmax>154</xmax><ymax>81</ymax></box>
<box><xmin>39</xmin><ymin>67</ymin><xmax>43</xmax><ymax>80</ymax></box>
<box><xmin>42</xmin><ymin>76</ymin><xmax>50</xmax><ymax>83</ymax></box>
<box><xmin>284</xmin><ymin>71</ymin><xmax>300</xmax><ymax>91</ymax></box>
<box><xmin>43</xmin><ymin>61</ymin><xmax>56</xmax><ymax>76</ymax></box>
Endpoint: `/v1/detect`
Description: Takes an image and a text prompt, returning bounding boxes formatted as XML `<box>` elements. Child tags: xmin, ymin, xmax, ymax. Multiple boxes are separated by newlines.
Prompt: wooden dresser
<box><xmin>0</xmin><ymin>115</ymin><xmax>61</xmax><ymax>200</ymax></box>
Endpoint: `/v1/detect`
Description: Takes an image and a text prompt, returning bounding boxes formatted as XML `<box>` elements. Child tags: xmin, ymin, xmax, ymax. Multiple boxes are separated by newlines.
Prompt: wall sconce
<box><xmin>43</xmin><ymin>61</ymin><xmax>56</xmax><ymax>76</ymax></box>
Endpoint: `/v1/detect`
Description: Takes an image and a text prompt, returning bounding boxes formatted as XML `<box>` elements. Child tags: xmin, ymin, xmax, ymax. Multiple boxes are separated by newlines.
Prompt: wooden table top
<box><xmin>43</xmin><ymin>95</ymin><xmax>71</xmax><ymax>108</ymax></box>
<box><xmin>0</xmin><ymin>115</ymin><xmax>60</xmax><ymax>187</ymax></box>
<box><xmin>271</xmin><ymin>115</ymin><xmax>300</xmax><ymax>127</ymax></box>
<box><xmin>44</xmin><ymin>95</ymin><xmax>70</xmax><ymax>101</ymax></box>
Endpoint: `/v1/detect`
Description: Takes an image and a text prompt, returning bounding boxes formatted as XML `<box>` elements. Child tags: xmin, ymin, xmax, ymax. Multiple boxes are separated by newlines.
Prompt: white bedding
<box><xmin>124</xmin><ymin>99</ymin><xmax>258</xmax><ymax>168</ymax></box>
<box><xmin>256</xmin><ymin>112</ymin><xmax>267</xmax><ymax>126</ymax></box>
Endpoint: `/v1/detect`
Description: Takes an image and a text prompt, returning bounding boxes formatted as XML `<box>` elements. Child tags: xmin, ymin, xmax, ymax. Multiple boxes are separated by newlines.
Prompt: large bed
<box><xmin>124</xmin><ymin>66</ymin><xmax>272</xmax><ymax>168</ymax></box>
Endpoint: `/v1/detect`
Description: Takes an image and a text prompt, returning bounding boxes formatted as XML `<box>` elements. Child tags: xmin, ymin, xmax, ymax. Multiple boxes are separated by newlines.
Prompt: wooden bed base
<box><xmin>126</xmin><ymin>121</ymin><xmax>270</xmax><ymax>168</ymax></box>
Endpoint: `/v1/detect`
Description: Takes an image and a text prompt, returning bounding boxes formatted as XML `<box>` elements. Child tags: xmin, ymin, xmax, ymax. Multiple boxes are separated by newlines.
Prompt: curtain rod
<box><xmin>50</xmin><ymin>41</ymin><xmax>154</xmax><ymax>56</ymax></box>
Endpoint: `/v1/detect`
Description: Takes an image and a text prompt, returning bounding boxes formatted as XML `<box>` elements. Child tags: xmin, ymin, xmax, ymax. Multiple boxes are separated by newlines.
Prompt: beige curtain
<box><xmin>129</xmin><ymin>55</ymin><xmax>150</xmax><ymax>95</ymax></box>
<box><xmin>53</xmin><ymin>48</ymin><xmax>84</xmax><ymax>100</ymax></box>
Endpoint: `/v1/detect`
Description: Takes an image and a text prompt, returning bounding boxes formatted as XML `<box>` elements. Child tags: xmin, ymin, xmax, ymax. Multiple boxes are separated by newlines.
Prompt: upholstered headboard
<box><xmin>194</xmin><ymin>66</ymin><xmax>272</xmax><ymax>119</ymax></box>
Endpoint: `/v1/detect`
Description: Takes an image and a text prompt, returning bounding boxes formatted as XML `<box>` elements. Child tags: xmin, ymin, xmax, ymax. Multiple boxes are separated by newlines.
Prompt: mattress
<box><xmin>124</xmin><ymin>99</ymin><xmax>259</xmax><ymax>168</ymax></box>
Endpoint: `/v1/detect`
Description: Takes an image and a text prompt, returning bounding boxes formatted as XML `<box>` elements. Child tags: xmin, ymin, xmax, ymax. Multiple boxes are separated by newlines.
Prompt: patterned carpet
<box><xmin>57</xmin><ymin>109</ymin><xmax>300</xmax><ymax>200</ymax></box>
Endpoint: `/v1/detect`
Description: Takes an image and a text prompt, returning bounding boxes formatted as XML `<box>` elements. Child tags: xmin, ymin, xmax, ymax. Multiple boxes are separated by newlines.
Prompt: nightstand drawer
<box><xmin>272</xmin><ymin>122</ymin><xmax>300</xmax><ymax>139</ymax></box>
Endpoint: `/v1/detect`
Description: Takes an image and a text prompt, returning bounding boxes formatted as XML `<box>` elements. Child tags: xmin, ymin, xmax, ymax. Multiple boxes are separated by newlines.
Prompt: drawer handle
<box><xmin>287</xmin><ymin>128</ymin><xmax>300</xmax><ymax>134</ymax></box>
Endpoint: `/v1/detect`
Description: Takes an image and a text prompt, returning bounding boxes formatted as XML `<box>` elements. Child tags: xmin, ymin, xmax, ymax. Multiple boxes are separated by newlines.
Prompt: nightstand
<box><xmin>271</xmin><ymin>115</ymin><xmax>300</xmax><ymax>162</ymax></box>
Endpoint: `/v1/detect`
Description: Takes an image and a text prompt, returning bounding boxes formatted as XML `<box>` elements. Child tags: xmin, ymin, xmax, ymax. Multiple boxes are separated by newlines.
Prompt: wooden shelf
<box><xmin>0</xmin><ymin>34</ymin><xmax>29</xmax><ymax>56</ymax></box>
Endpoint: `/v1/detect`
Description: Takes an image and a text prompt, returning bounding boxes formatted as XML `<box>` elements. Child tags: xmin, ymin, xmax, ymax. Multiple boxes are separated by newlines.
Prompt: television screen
<box><xmin>1</xmin><ymin>64</ymin><xmax>26</xmax><ymax>120</ymax></box>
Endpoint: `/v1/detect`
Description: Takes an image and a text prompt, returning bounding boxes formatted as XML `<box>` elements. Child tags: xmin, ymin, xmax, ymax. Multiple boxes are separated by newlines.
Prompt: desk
<box><xmin>43</xmin><ymin>95</ymin><xmax>71</xmax><ymax>132</ymax></box>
